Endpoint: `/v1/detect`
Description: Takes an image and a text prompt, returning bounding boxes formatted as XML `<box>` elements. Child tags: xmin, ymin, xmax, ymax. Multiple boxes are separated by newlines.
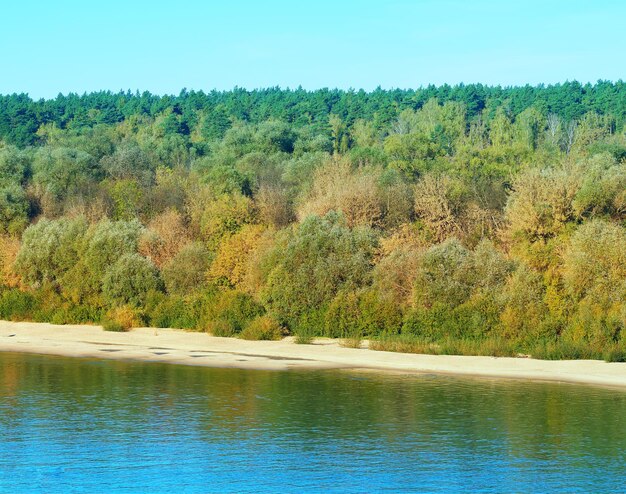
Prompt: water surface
<box><xmin>0</xmin><ymin>352</ymin><xmax>624</xmax><ymax>493</ymax></box>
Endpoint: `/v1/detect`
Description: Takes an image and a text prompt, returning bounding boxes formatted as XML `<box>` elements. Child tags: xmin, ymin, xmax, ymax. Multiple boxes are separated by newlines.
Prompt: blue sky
<box><xmin>2</xmin><ymin>0</ymin><xmax>624</xmax><ymax>98</ymax></box>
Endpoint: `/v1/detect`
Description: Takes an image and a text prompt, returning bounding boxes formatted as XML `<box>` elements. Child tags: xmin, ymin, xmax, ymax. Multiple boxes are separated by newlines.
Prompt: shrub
<box><xmin>199</xmin><ymin>193</ymin><xmax>255</xmax><ymax>249</ymax></box>
<box><xmin>413</xmin><ymin>174</ymin><xmax>466</xmax><ymax>241</ymax></box>
<box><xmin>298</xmin><ymin>160</ymin><xmax>387</xmax><ymax>228</ymax></box>
<box><xmin>325</xmin><ymin>289</ymin><xmax>402</xmax><ymax>339</ymax></box>
<box><xmin>562</xmin><ymin>220</ymin><xmax>626</xmax><ymax>302</ymax></box>
<box><xmin>138</xmin><ymin>209</ymin><xmax>190</xmax><ymax>267</ymax></box>
<box><xmin>101</xmin><ymin>306</ymin><xmax>140</xmax><ymax>332</ymax></box>
<box><xmin>255</xmin><ymin>185</ymin><xmax>294</xmax><ymax>228</ymax></box>
<box><xmin>209</xmin><ymin>225</ymin><xmax>266</xmax><ymax>289</ymax></box>
<box><xmin>498</xmin><ymin>265</ymin><xmax>550</xmax><ymax>341</ymax></box>
<box><xmin>83</xmin><ymin>219</ymin><xmax>144</xmax><ymax>282</ymax></box>
<box><xmin>15</xmin><ymin>216</ymin><xmax>88</xmax><ymax>287</ymax></box>
<box><xmin>201</xmin><ymin>289</ymin><xmax>264</xmax><ymax>336</ymax></box>
<box><xmin>47</xmin><ymin>304</ymin><xmax>104</xmax><ymax>325</ymax></box>
<box><xmin>604</xmin><ymin>344</ymin><xmax>626</xmax><ymax>363</ymax></box>
<box><xmin>292</xmin><ymin>309</ymin><xmax>326</xmax><ymax>344</ymax></box>
<box><xmin>102</xmin><ymin>319</ymin><xmax>126</xmax><ymax>332</ymax></box>
<box><xmin>102</xmin><ymin>254</ymin><xmax>162</xmax><ymax>307</ymax></box>
<box><xmin>240</xmin><ymin>315</ymin><xmax>283</xmax><ymax>341</ymax></box>
<box><xmin>261</xmin><ymin>212</ymin><xmax>378</xmax><ymax>326</ymax></box>
<box><xmin>161</xmin><ymin>242</ymin><xmax>211</xmax><ymax>295</ymax></box>
<box><xmin>208</xmin><ymin>319</ymin><xmax>238</xmax><ymax>337</ymax></box>
<box><xmin>0</xmin><ymin>235</ymin><xmax>22</xmax><ymax>288</ymax></box>
<box><xmin>573</xmin><ymin>153</ymin><xmax>626</xmax><ymax>219</ymax></box>
<box><xmin>503</xmin><ymin>166</ymin><xmax>580</xmax><ymax>243</ymax></box>
<box><xmin>0</xmin><ymin>289</ymin><xmax>37</xmax><ymax>320</ymax></box>
<box><xmin>0</xmin><ymin>183</ymin><xmax>29</xmax><ymax>235</ymax></box>
<box><xmin>145</xmin><ymin>292</ymin><xmax>203</xmax><ymax>330</ymax></box>
<box><xmin>413</xmin><ymin>238</ymin><xmax>473</xmax><ymax>309</ymax></box>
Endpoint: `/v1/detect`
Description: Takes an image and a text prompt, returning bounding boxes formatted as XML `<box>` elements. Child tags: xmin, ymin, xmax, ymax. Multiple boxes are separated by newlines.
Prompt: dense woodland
<box><xmin>0</xmin><ymin>82</ymin><xmax>625</xmax><ymax>359</ymax></box>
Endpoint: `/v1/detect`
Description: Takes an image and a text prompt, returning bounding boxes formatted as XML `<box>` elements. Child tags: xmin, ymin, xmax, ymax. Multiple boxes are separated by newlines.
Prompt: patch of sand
<box><xmin>1</xmin><ymin>320</ymin><xmax>625</xmax><ymax>388</ymax></box>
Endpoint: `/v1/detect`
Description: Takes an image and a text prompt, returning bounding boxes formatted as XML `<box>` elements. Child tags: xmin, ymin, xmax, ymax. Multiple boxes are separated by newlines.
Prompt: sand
<box><xmin>1</xmin><ymin>320</ymin><xmax>625</xmax><ymax>388</ymax></box>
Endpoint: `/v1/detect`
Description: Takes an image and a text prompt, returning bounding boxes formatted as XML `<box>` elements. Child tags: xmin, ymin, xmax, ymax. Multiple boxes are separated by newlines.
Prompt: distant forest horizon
<box><xmin>2</xmin><ymin>80</ymin><xmax>626</xmax><ymax>148</ymax></box>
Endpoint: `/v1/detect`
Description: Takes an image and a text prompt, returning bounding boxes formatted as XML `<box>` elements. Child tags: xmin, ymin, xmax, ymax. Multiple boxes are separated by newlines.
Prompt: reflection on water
<box><xmin>0</xmin><ymin>352</ymin><xmax>624</xmax><ymax>493</ymax></box>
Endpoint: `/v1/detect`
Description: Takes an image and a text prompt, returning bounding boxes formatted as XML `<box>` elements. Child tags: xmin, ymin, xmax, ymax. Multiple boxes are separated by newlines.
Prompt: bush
<box><xmin>208</xmin><ymin>319</ymin><xmax>238</xmax><ymax>337</ymax></box>
<box><xmin>145</xmin><ymin>292</ymin><xmax>203</xmax><ymax>330</ymax></box>
<box><xmin>324</xmin><ymin>289</ymin><xmax>402</xmax><ymax>339</ymax></box>
<box><xmin>261</xmin><ymin>212</ymin><xmax>378</xmax><ymax>326</ymax></box>
<box><xmin>0</xmin><ymin>289</ymin><xmax>37</xmax><ymax>320</ymax></box>
<box><xmin>101</xmin><ymin>306</ymin><xmax>140</xmax><ymax>332</ymax></box>
<box><xmin>604</xmin><ymin>344</ymin><xmax>626</xmax><ymax>363</ymax></box>
<box><xmin>0</xmin><ymin>234</ymin><xmax>22</xmax><ymax>288</ymax></box>
<box><xmin>199</xmin><ymin>193</ymin><xmax>255</xmax><ymax>249</ymax></box>
<box><xmin>161</xmin><ymin>242</ymin><xmax>211</xmax><ymax>295</ymax></box>
<box><xmin>102</xmin><ymin>253</ymin><xmax>162</xmax><ymax>307</ymax></box>
<box><xmin>413</xmin><ymin>238</ymin><xmax>473</xmax><ymax>309</ymax></box>
<box><xmin>292</xmin><ymin>309</ymin><xmax>326</xmax><ymax>344</ymax></box>
<box><xmin>15</xmin><ymin>216</ymin><xmax>88</xmax><ymax>287</ymax></box>
<box><xmin>240</xmin><ymin>315</ymin><xmax>283</xmax><ymax>341</ymax></box>
<box><xmin>201</xmin><ymin>289</ymin><xmax>264</xmax><ymax>336</ymax></box>
<box><xmin>0</xmin><ymin>183</ymin><xmax>29</xmax><ymax>235</ymax></box>
<box><xmin>102</xmin><ymin>319</ymin><xmax>126</xmax><ymax>332</ymax></box>
<box><xmin>48</xmin><ymin>304</ymin><xmax>104</xmax><ymax>325</ymax></box>
<box><xmin>298</xmin><ymin>160</ymin><xmax>389</xmax><ymax>228</ymax></box>
<box><xmin>138</xmin><ymin>209</ymin><xmax>191</xmax><ymax>267</ymax></box>
<box><xmin>209</xmin><ymin>225</ymin><xmax>266</xmax><ymax>289</ymax></box>
<box><xmin>562</xmin><ymin>220</ymin><xmax>626</xmax><ymax>302</ymax></box>
<box><xmin>83</xmin><ymin>219</ymin><xmax>144</xmax><ymax>282</ymax></box>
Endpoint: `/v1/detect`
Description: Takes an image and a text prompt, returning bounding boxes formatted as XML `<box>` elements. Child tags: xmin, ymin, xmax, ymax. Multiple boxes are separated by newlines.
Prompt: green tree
<box><xmin>102</xmin><ymin>253</ymin><xmax>162</xmax><ymax>307</ymax></box>
<box><xmin>261</xmin><ymin>212</ymin><xmax>378</xmax><ymax>326</ymax></box>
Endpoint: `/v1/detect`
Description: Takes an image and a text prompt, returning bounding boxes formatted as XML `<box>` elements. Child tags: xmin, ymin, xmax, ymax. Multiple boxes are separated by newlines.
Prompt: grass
<box><xmin>101</xmin><ymin>319</ymin><xmax>127</xmax><ymax>332</ymax></box>
<box><xmin>294</xmin><ymin>332</ymin><xmax>314</xmax><ymax>344</ymax></box>
<box><xmin>239</xmin><ymin>315</ymin><xmax>283</xmax><ymax>341</ymax></box>
<box><xmin>369</xmin><ymin>334</ymin><xmax>435</xmax><ymax>354</ymax></box>
<box><xmin>369</xmin><ymin>334</ymin><xmax>626</xmax><ymax>362</ymax></box>
<box><xmin>340</xmin><ymin>336</ymin><xmax>363</xmax><ymax>349</ymax></box>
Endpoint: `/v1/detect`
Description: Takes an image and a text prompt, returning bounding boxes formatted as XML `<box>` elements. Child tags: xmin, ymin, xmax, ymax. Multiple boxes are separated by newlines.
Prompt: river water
<box><xmin>0</xmin><ymin>352</ymin><xmax>624</xmax><ymax>493</ymax></box>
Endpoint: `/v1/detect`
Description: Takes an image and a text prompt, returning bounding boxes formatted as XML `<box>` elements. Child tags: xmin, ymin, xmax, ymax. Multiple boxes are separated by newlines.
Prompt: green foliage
<box><xmin>0</xmin><ymin>146</ymin><xmax>31</xmax><ymax>186</ymax></box>
<box><xmin>102</xmin><ymin>319</ymin><xmax>126</xmax><ymax>332</ymax></box>
<box><xmin>161</xmin><ymin>242</ymin><xmax>211</xmax><ymax>295</ymax></box>
<box><xmin>32</xmin><ymin>147</ymin><xmax>99</xmax><ymax>205</ymax></box>
<box><xmin>261</xmin><ymin>212</ymin><xmax>377</xmax><ymax>327</ymax></box>
<box><xmin>83</xmin><ymin>219</ymin><xmax>143</xmax><ymax>282</ymax></box>
<box><xmin>202</xmin><ymin>289</ymin><xmax>264</xmax><ymax>336</ymax></box>
<box><xmin>0</xmin><ymin>289</ymin><xmax>38</xmax><ymax>320</ymax></box>
<box><xmin>562</xmin><ymin>220</ymin><xmax>626</xmax><ymax>302</ymax></box>
<box><xmin>102</xmin><ymin>254</ymin><xmax>162</xmax><ymax>307</ymax></box>
<box><xmin>285</xmin><ymin>308</ymin><xmax>323</xmax><ymax>343</ymax></box>
<box><xmin>414</xmin><ymin>239</ymin><xmax>474</xmax><ymax>309</ymax></box>
<box><xmin>199</xmin><ymin>193</ymin><xmax>255</xmax><ymax>249</ymax></box>
<box><xmin>15</xmin><ymin>217</ymin><xmax>88</xmax><ymax>288</ymax></box>
<box><xmin>145</xmin><ymin>291</ymin><xmax>203</xmax><ymax>330</ymax></box>
<box><xmin>2</xmin><ymin>84</ymin><xmax>626</xmax><ymax>359</ymax></box>
<box><xmin>0</xmin><ymin>183</ymin><xmax>29</xmax><ymax>234</ymax></box>
<box><xmin>240</xmin><ymin>315</ymin><xmax>283</xmax><ymax>340</ymax></box>
<box><xmin>325</xmin><ymin>289</ymin><xmax>402</xmax><ymax>339</ymax></box>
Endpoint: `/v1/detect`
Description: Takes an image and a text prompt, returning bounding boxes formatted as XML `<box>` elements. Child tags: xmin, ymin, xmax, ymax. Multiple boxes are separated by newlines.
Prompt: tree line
<box><xmin>0</xmin><ymin>83</ymin><xmax>625</xmax><ymax>358</ymax></box>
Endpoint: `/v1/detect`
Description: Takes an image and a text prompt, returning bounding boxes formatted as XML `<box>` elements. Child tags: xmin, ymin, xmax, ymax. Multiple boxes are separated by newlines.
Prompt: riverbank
<box><xmin>1</xmin><ymin>320</ymin><xmax>625</xmax><ymax>387</ymax></box>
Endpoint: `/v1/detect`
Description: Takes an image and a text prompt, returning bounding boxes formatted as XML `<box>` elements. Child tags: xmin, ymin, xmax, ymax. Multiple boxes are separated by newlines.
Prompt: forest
<box><xmin>0</xmin><ymin>81</ymin><xmax>625</xmax><ymax>359</ymax></box>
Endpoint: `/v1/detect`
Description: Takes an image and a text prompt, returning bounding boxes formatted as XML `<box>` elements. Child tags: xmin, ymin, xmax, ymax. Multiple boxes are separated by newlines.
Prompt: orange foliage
<box><xmin>139</xmin><ymin>209</ymin><xmax>191</xmax><ymax>267</ymax></box>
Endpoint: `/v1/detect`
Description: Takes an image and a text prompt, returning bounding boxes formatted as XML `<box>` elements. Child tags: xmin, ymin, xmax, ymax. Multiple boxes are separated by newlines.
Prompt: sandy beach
<box><xmin>1</xmin><ymin>320</ymin><xmax>625</xmax><ymax>388</ymax></box>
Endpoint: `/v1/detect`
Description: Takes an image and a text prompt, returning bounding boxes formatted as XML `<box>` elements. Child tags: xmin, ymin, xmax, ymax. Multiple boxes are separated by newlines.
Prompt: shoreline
<box><xmin>1</xmin><ymin>320</ymin><xmax>625</xmax><ymax>388</ymax></box>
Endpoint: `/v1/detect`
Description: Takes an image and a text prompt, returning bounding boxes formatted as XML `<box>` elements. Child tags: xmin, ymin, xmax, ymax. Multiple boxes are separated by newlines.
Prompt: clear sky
<box><xmin>2</xmin><ymin>0</ymin><xmax>624</xmax><ymax>98</ymax></box>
